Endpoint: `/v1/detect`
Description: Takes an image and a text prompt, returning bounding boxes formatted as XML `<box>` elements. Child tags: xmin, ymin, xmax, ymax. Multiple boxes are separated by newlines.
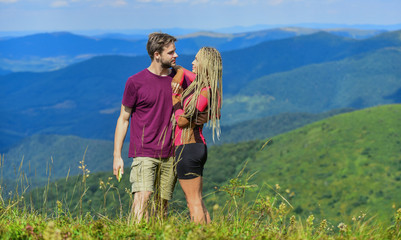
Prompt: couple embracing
<box><xmin>112</xmin><ymin>32</ymin><xmax>223</xmax><ymax>224</ymax></box>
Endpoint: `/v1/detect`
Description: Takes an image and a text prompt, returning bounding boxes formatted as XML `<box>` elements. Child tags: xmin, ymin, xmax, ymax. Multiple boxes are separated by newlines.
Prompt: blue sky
<box><xmin>1</xmin><ymin>0</ymin><xmax>401</xmax><ymax>33</ymax></box>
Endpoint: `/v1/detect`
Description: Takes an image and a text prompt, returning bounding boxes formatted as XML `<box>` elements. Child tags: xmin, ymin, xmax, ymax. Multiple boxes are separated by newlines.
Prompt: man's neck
<box><xmin>148</xmin><ymin>62</ymin><xmax>171</xmax><ymax>76</ymax></box>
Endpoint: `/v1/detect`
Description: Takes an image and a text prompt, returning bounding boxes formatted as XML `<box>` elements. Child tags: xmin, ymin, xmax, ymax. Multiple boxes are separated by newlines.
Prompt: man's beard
<box><xmin>161</xmin><ymin>59</ymin><xmax>174</xmax><ymax>69</ymax></box>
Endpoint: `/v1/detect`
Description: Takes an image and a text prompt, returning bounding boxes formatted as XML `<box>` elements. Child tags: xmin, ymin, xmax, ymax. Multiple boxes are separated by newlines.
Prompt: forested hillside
<box><xmin>2</xmin><ymin>109</ymin><xmax>353</xmax><ymax>181</ymax></box>
<box><xmin>204</xmin><ymin>108</ymin><xmax>354</xmax><ymax>145</ymax></box>
<box><xmin>243</xmin><ymin>104</ymin><xmax>401</xmax><ymax>223</ymax></box>
<box><xmin>21</xmin><ymin>104</ymin><xmax>401</xmax><ymax>224</ymax></box>
<box><xmin>225</xmin><ymin>47</ymin><xmax>401</xmax><ymax>122</ymax></box>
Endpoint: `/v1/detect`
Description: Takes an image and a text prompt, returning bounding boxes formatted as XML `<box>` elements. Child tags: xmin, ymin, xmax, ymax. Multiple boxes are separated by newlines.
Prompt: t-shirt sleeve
<box><xmin>181</xmin><ymin>69</ymin><xmax>197</xmax><ymax>90</ymax></box>
<box><xmin>183</xmin><ymin>69</ymin><xmax>196</xmax><ymax>83</ymax></box>
<box><xmin>196</xmin><ymin>89</ymin><xmax>209</xmax><ymax>112</ymax></box>
<box><xmin>122</xmin><ymin>77</ymin><xmax>137</xmax><ymax>107</ymax></box>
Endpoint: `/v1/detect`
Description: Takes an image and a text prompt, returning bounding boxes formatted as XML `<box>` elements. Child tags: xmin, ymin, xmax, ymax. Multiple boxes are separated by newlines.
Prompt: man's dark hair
<box><xmin>147</xmin><ymin>33</ymin><xmax>177</xmax><ymax>61</ymax></box>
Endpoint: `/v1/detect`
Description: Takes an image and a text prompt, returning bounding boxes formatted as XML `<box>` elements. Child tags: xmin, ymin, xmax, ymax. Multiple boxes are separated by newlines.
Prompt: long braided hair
<box><xmin>181</xmin><ymin>47</ymin><xmax>223</xmax><ymax>142</ymax></box>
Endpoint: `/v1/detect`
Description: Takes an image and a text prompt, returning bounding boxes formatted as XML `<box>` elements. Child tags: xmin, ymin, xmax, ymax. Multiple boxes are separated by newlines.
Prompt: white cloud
<box><xmin>136</xmin><ymin>0</ymin><xmax>189</xmax><ymax>3</ymax></box>
<box><xmin>0</xmin><ymin>0</ymin><xmax>18</xmax><ymax>3</ymax></box>
<box><xmin>104</xmin><ymin>0</ymin><xmax>127</xmax><ymax>6</ymax></box>
<box><xmin>51</xmin><ymin>1</ymin><xmax>69</xmax><ymax>7</ymax></box>
<box><xmin>114</xmin><ymin>0</ymin><xmax>127</xmax><ymax>6</ymax></box>
<box><xmin>224</xmin><ymin>0</ymin><xmax>240</xmax><ymax>5</ymax></box>
<box><xmin>92</xmin><ymin>0</ymin><xmax>128</xmax><ymax>7</ymax></box>
<box><xmin>267</xmin><ymin>0</ymin><xmax>283</xmax><ymax>5</ymax></box>
<box><xmin>48</xmin><ymin>0</ymin><xmax>127</xmax><ymax>8</ymax></box>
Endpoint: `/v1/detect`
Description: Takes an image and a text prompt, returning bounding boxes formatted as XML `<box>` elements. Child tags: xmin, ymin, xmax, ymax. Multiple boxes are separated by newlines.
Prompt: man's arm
<box><xmin>113</xmin><ymin>104</ymin><xmax>132</xmax><ymax>179</ymax></box>
<box><xmin>173</xmin><ymin>94</ymin><xmax>191</xmax><ymax>128</ymax></box>
<box><xmin>171</xmin><ymin>66</ymin><xmax>184</xmax><ymax>96</ymax></box>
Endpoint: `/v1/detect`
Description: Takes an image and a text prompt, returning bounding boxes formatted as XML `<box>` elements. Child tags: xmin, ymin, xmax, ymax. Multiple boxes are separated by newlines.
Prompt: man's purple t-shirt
<box><xmin>122</xmin><ymin>69</ymin><xmax>174</xmax><ymax>158</ymax></box>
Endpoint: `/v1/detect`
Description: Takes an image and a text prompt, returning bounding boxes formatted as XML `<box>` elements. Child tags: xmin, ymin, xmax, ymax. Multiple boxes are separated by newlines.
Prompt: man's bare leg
<box><xmin>152</xmin><ymin>194</ymin><xmax>169</xmax><ymax>220</ymax></box>
<box><xmin>130</xmin><ymin>191</ymin><xmax>152</xmax><ymax>223</ymax></box>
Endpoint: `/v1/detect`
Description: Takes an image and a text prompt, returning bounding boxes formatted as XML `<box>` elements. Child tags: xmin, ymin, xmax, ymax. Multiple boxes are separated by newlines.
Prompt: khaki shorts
<box><xmin>130</xmin><ymin>157</ymin><xmax>177</xmax><ymax>200</ymax></box>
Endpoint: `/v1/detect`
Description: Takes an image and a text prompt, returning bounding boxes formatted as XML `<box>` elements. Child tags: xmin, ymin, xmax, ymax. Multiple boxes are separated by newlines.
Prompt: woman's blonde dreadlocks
<box><xmin>181</xmin><ymin>47</ymin><xmax>223</xmax><ymax>142</ymax></box>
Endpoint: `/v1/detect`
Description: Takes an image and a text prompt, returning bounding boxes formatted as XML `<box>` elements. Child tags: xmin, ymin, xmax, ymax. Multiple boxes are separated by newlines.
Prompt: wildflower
<box><xmin>319</xmin><ymin>219</ymin><xmax>327</xmax><ymax>232</ymax></box>
<box><xmin>79</xmin><ymin>158</ymin><xmax>90</xmax><ymax>182</ymax></box>
<box><xmin>279</xmin><ymin>202</ymin><xmax>286</xmax><ymax>214</ymax></box>
<box><xmin>396</xmin><ymin>208</ymin><xmax>401</xmax><ymax>221</ymax></box>
<box><xmin>306</xmin><ymin>215</ymin><xmax>314</xmax><ymax>227</ymax></box>
<box><xmin>213</xmin><ymin>204</ymin><xmax>219</xmax><ymax>211</ymax></box>
<box><xmin>338</xmin><ymin>222</ymin><xmax>347</xmax><ymax>233</ymax></box>
<box><xmin>290</xmin><ymin>215</ymin><xmax>296</xmax><ymax>226</ymax></box>
<box><xmin>306</xmin><ymin>215</ymin><xmax>315</xmax><ymax>232</ymax></box>
<box><xmin>26</xmin><ymin>224</ymin><xmax>35</xmax><ymax>236</ymax></box>
<box><xmin>275</xmin><ymin>184</ymin><xmax>280</xmax><ymax>190</ymax></box>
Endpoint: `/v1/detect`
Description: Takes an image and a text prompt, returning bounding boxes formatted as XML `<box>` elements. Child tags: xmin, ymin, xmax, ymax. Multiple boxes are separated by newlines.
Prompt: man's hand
<box><xmin>113</xmin><ymin>157</ymin><xmax>124</xmax><ymax>181</ymax></box>
<box><xmin>171</xmin><ymin>82</ymin><xmax>182</xmax><ymax>95</ymax></box>
<box><xmin>193</xmin><ymin>107</ymin><xmax>221</xmax><ymax>125</ymax></box>
<box><xmin>194</xmin><ymin>112</ymin><xmax>209</xmax><ymax>125</ymax></box>
<box><xmin>172</xmin><ymin>94</ymin><xmax>181</xmax><ymax>105</ymax></box>
<box><xmin>171</xmin><ymin>66</ymin><xmax>184</xmax><ymax>95</ymax></box>
<box><xmin>173</xmin><ymin>65</ymin><xmax>183</xmax><ymax>72</ymax></box>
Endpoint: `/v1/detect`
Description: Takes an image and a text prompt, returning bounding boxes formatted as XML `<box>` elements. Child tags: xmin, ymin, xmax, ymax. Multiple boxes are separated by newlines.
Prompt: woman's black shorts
<box><xmin>175</xmin><ymin>143</ymin><xmax>207</xmax><ymax>179</ymax></box>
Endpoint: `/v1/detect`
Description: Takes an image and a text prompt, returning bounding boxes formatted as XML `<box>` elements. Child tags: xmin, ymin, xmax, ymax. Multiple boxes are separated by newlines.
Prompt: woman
<box><xmin>171</xmin><ymin>47</ymin><xmax>222</xmax><ymax>223</ymax></box>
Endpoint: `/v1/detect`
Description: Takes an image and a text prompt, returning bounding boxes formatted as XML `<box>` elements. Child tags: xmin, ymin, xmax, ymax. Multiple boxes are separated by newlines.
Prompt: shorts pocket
<box><xmin>131</xmin><ymin>160</ymin><xmax>142</xmax><ymax>182</ymax></box>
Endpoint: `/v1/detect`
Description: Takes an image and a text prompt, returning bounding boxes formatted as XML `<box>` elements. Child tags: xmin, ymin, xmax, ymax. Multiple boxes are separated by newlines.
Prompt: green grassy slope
<box><xmin>204</xmin><ymin>108</ymin><xmax>354</xmax><ymax>145</ymax></box>
<box><xmin>244</xmin><ymin>104</ymin><xmax>401</xmax><ymax>223</ymax></box>
<box><xmin>22</xmin><ymin>104</ymin><xmax>401</xmax><ymax>225</ymax></box>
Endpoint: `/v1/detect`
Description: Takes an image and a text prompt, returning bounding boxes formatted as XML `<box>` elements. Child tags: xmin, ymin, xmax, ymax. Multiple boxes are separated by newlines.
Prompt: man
<box><xmin>113</xmin><ymin>32</ymin><xmax>178</xmax><ymax>222</ymax></box>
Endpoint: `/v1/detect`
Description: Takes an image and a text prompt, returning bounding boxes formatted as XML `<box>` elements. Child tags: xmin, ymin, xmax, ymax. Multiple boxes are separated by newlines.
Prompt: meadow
<box><xmin>2</xmin><ymin>105</ymin><xmax>401</xmax><ymax>239</ymax></box>
<box><xmin>1</xmin><ymin>140</ymin><xmax>400</xmax><ymax>239</ymax></box>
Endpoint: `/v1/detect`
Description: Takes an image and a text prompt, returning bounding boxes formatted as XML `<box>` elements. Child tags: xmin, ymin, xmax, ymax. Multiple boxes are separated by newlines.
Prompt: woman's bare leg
<box><xmin>179</xmin><ymin>176</ymin><xmax>209</xmax><ymax>224</ymax></box>
<box><xmin>200</xmin><ymin>179</ymin><xmax>211</xmax><ymax>223</ymax></box>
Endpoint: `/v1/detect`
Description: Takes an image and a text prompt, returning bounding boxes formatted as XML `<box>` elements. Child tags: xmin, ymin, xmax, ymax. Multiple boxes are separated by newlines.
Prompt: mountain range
<box><xmin>0</xmin><ymin>27</ymin><xmax>387</xmax><ymax>72</ymax></box>
<box><xmin>1</xmin><ymin>30</ymin><xmax>401</xmax><ymax>151</ymax></box>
